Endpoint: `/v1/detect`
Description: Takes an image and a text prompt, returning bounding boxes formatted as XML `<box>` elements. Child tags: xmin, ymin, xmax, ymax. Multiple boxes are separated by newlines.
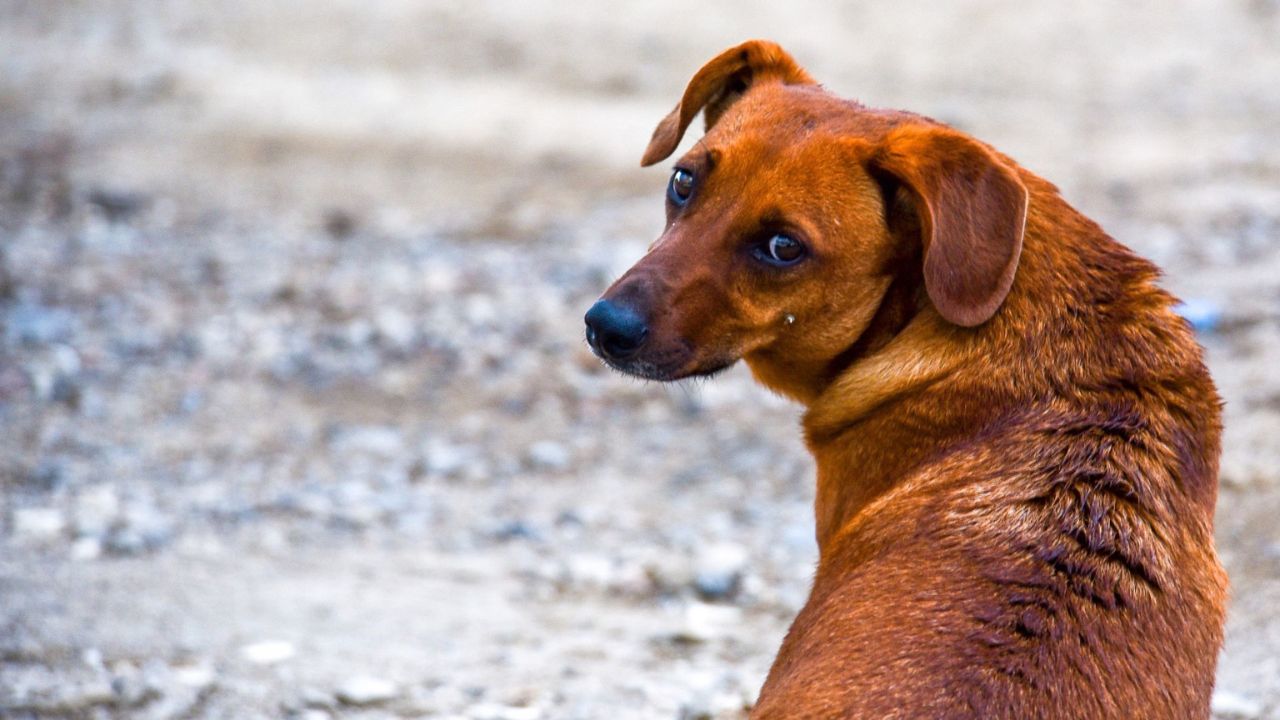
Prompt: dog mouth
<box><xmin>590</xmin><ymin>342</ymin><xmax>737</xmax><ymax>382</ymax></box>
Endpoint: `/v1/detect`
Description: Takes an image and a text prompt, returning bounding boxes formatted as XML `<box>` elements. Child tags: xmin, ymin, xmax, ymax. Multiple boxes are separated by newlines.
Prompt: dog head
<box><xmin>585</xmin><ymin>40</ymin><xmax>1028</xmax><ymax>401</ymax></box>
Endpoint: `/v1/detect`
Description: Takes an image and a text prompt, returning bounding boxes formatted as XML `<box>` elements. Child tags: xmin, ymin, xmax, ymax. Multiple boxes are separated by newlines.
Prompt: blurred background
<box><xmin>1</xmin><ymin>1</ymin><xmax>1278</xmax><ymax>718</ymax></box>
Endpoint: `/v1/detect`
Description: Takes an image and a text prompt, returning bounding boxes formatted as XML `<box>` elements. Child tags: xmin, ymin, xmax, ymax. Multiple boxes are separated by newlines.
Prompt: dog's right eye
<box><xmin>668</xmin><ymin>168</ymin><xmax>694</xmax><ymax>206</ymax></box>
<box><xmin>754</xmin><ymin>233</ymin><xmax>807</xmax><ymax>267</ymax></box>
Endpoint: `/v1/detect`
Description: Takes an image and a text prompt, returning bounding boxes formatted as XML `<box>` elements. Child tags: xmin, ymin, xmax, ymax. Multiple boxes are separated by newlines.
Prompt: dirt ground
<box><xmin>2</xmin><ymin>1</ymin><xmax>1279</xmax><ymax>718</ymax></box>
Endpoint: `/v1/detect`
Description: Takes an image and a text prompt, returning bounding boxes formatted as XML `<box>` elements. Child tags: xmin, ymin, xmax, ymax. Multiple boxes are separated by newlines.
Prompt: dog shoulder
<box><xmin>761</xmin><ymin>405</ymin><xmax>1220</xmax><ymax>718</ymax></box>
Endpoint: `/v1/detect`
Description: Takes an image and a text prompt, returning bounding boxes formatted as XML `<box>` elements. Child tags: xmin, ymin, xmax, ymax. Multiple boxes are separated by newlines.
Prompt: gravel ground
<box><xmin>2</xmin><ymin>2</ymin><xmax>1279</xmax><ymax>719</ymax></box>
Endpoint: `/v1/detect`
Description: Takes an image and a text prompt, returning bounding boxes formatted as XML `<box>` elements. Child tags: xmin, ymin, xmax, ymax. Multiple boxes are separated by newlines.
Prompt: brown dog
<box><xmin>584</xmin><ymin>41</ymin><xmax>1227</xmax><ymax>719</ymax></box>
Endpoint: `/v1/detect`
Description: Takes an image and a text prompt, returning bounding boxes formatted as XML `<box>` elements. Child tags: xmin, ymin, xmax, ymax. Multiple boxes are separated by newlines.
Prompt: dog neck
<box><xmin>804</xmin><ymin>313</ymin><xmax>971</xmax><ymax>434</ymax></box>
<box><xmin>800</xmin><ymin>310</ymin><xmax>982</xmax><ymax>548</ymax></box>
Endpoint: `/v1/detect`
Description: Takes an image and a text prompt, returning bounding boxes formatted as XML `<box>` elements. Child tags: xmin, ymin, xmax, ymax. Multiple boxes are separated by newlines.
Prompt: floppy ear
<box><xmin>640</xmin><ymin>40</ymin><xmax>814</xmax><ymax>167</ymax></box>
<box><xmin>871</xmin><ymin>125</ymin><xmax>1029</xmax><ymax>327</ymax></box>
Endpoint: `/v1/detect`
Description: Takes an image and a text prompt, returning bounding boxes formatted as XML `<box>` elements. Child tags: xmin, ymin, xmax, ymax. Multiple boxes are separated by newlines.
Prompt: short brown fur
<box><xmin>588</xmin><ymin>40</ymin><xmax>1226</xmax><ymax>719</ymax></box>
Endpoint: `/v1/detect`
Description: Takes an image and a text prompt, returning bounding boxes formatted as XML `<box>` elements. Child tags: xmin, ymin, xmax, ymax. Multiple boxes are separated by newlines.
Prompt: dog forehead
<box><xmin>713</xmin><ymin>85</ymin><xmax>837</xmax><ymax>139</ymax></box>
<box><xmin>701</xmin><ymin>85</ymin><xmax>898</xmax><ymax>163</ymax></box>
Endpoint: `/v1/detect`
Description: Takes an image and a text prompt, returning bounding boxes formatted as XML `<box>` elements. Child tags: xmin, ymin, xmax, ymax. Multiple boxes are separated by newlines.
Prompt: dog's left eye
<box><xmin>668</xmin><ymin>168</ymin><xmax>694</xmax><ymax>206</ymax></box>
<box><xmin>756</xmin><ymin>234</ymin><xmax>806</xmax><ymax>266</ymax></box>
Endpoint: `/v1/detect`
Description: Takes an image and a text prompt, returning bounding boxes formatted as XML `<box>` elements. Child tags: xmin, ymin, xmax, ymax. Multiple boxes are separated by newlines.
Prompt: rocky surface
<box><xmin>3</xmin><ymin>1</ymin><xmax>1280</xmax><ymax>718</ymax></box>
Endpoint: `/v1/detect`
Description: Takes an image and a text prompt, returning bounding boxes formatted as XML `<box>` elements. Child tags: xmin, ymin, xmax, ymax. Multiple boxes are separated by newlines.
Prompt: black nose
<box><xmin>584</xmin><ymin>299</ymin><xmax>649</xmax><ymax>361</ymax></box>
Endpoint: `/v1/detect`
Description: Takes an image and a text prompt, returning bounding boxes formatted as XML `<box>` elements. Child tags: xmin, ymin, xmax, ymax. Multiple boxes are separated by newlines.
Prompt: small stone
<box><xmin>606</xmin><ymin>559</ymin><xmax>652</xmax><ymax>596</ymax></box>
<box><xmin>300</xmin><ymin>686</ymin><xmax>335</xmax><ymax>708</ymax></box>
<box><xmin>329</xmin><ymin>482</ymin><xmax>383</xmax><ymax>528</ymax></box>
<box><xmin>1174</xmin><ymin>298</ymin><xmax>1222</xmax><ymax>333</ymax></box>
<box><xmin>75</xmin><ymin>485</ymin><xmax>121</xmax><ymax>536</ymax></box>
<box><xmin>51</xmin><ymin>679</ymin><xmax>116</xmax><ymax>711</ymax></box>
<box><xmin>50</xmin><ymin>374</ymin><xmax>82</xmax><ymax>408</ymax></box>
<box><xmin>492</xmin><ymin>519</ymin><xmax>539</xmax><ymax>542</ymax></box>
<box><xmin>11</xmin><ymin>507</ymin><xmax>66</xmax><ymax>542</ymax></box>
<box><xmin>172</xmin><ymin>663</ymin><xmax>215</xmax><ymax>689</ymax></box>
<box><xmin>781</xmin><ymin>524</ymin><xmax>817</xmax><ymax>554</ymax></box>
<box><xmin>469</xmin><ymin>703</ymin><xmax>542</xmax><ymax>720</ymax></box>
<box><xmin>25</xmin><ymin>461</ymin><xmax>64</xmax><ymax>491</ymax></box>
<box><xmin>333</xmin><ymin>425</ymin><xmax>404</xmax><ymax>459</ymax></box>
<box><xmin>565</xmin><ymin>554</ymin><xmax>615</xmax><ymax>589</ymax></box>
<box><xmin>344</xmin><ymin>319</ymin><xmax>376</xmax><ymax>347</ymax></box>
<box><xmin>4</xmin><ymin>300</ymin><xmax>75</xmax><ymax>345</ymax></box>
<box><xmin>672</xmin><ymin>602</ymin><xmax>743</xmax><ymax>644</ymax></box>
<box><xmin>177</xmin><ymin>389</ymin><xmax>204</xmax><ymax>414</ymax></box>
<box><xmin>693</xmin><ymin>543</ymin><xmax>749</xmax><ymax>600</ymax></box>
<box><xmin>322</xmin><ymin>208</ymin><xmax>358</xmax><ymax>240</ymax></box>
<box><xmin>101</xmin><ymin>527</ymin><xmax>140</xmax><ymax>556</ymax></box>
<box><xmin>676</xmin><ymin>669</ymin><xmax>749</xmax><ymax>720</ymax></box>
<box><xmin>677</xmin><ymin>687</ymin><xmax>747</xmax><ymax>720</ymax></box>
<box><xmin>374</xmin><ymin>308</ymin><xmax>417</xmax><ymax>349</ymax></box>
<box><xmin>240</xmin><ymin>640</ymin><xmax>296</xmax><ymax>665</ymax></box>
<box><xmin>143</xmin><ymin>683</ymin><xmax>209</xmax><ymax>720</ymax></box>
<box><xmin>428</xmin><ymin>683</ymin><xmax>470</xmax><ymax>713</ymax></box>
<box><xmin>424</xmin><ymin>441</ymin><xmax>472</xmax><ymax>478</ymax></box>
<box><xmin>554</xmin><ymin>509</ymin><xmax>584</xmax><ymax>528</ymax></box>
<box><xmin>88</xmin><ymin>188</ymin><xmax>149</xmax><ymax>222</ymax></box>
<box><xmin>110</xmin><ymin>670</ymin><xmax>158</xmax><ymax>708</ymax></box>
<box><xmin>677</xmin><ymin>694</ymin><xmax>713</xmax><ymax>720</ymax></box>
<box><xmin>335</xmin><ymin>675</ymin><xmax>399</xmax><ymax>706</ymax></box>
<box><xmin>1211</xmin><ymin>688</ymin><xmax>1263</xmax><ymax>718</ymax></box>
<box><xmin>645</xmin><ymin>554</ymin><xmax>695</xmax><ymax>594</ymax></box>
<box><xmin>104</xmin><ymin>503</ymin><xmax>174</xmax><ymax>555</ymax></box>
<box><xmin>70</xmin><ymin>536</ymin><xmax>103</xmax><ymax>561</ymax></box>
<box><xmin>526</xmin><ymin>441</ymin><xmax>570</xmax><ymax>471</ymax></box>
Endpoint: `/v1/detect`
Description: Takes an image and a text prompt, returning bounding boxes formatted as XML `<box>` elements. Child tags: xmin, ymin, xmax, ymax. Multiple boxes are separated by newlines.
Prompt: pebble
<box><xmin>4</xmin><ymin>299</ymin><xmax>75</xmax><ymax>345</ymax></box>
<box><xmin>81</xmin><ymin>648</ymin><xmax>105</xmax><ymax>670</ymax></box>
<box><xmin>1174</xmin><ymin>298</ymin><xmax>1222</xmax><ymax>333</ymax></box>
<box><xmin>11</xmin><ymin>507</ymin><xmax>66</xmax><ymax>542</ymax></box>
<box><xmin>110</xmin><ymin>668</ymin><xmax>159</xmax><ymax>708</ymax></box>
<box><xmin>27</xmin><ymin>344</ymin><xmax>82</xmax><ymax>404</ymax></box>
<box><xmin>374</xmin><ymin>308</ymin><xmax>417</xmax><ymax>349</ymax></box>
<box><xmin>300</xmin><ymin>686</ymin><xmax>336</xmax><ymax>708</ymax></box>
<box><xmin>692</xmin><ymin>542</ymin><xmax>749</xmax><ymax>601</ymax></box>
<box><xmin>564</xmin><ymin>553</ymin><xmax>615</xmax><ymax>589</ymax></box>
<box><xmin>333</xmin><ymin>425</ymin><xmax>405</xmax><ymax>458</ymax></box>
<box><xmin>143</xmin><ymin>685</ymin><xmax>210</xmax><ymax>720</ymax></box>
<box><xmin>329</xmin><ymin>481</ymin><xmax>382</xmax><ymax>528</ymax></box>
<box><xmin>492</xmin><ymin>519</ymin><xmax>540</xmax><ymax>542</ymax></box>
<box><xmin>673</xmin><ymin>602</ymin><xmax>743</xmax><ymax>644</ymax></box>
<box><xmin>70</xmin><ymin>536</ymin><xmax>103</xmax><ymax>561</ymax></box>
<box><xmin>335</xmin><ymin>675</ymin><xmax>399</xmax><ymax>706</ymax></box>
<box><xmin>74</xmin><ymin>485</ymin><xmax>122</xmax><ymax>537</ymax></box>
<box><xmin>645</xmin><ymin>554</ymin><xmax>695</xmax><ymax>594</ymax></box>
<box><xmin>469</xmin><ymin>702</ymin><xmax>542</xmax><ymax>720</ymax></box>
<box><xmin>46</xmin><ymin>679</ymin><xmax>117</xmax><ymax>712</ymax></box>
<box><xmin>676</xmin><ymin>670</ymin><xmax>749</xmax><ymax>720</ymax></box>
<box><xmin>1211</xmin><ymin>689</ymin><xmax>1264</xmax><ymax>718</ymax></box>
<box><xmin>526</xmin><ymin>441</ymin><xmax>571</xmax><ymax>471</ymax></box>
<box><xmin>104</xmin><ymin>513</ymin><xmax>174</xmax><ymax>556</ymax></box>
<box><xmin>781</xmin><ymin>524</ymin><xmax>817</xmax><ymax>554</ymax></box>
<box><xmin>87</xmin><ymin>188</ymin><xmax>149</xmax><ymax>221</ymax></box>
<box><xmin>240</xmin><ymin>640</ymin><xmax>296</xmax><ymax>665</ymax></box>
<box><xmin>424</xmin><ymin>441</ymin><xmax>473</xmax><ymax>478</ymax></box>
<box><xmin>172</xmin><ymin>662</ymin><xmax>216</xmax><ymax>689</ymax></box>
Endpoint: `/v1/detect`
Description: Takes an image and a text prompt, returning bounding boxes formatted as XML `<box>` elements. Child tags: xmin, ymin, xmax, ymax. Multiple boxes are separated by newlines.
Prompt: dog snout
<box><xmin>584</xmin><ymin>299</ymin><xmax>649</xmax><ymax>361</ymax></box>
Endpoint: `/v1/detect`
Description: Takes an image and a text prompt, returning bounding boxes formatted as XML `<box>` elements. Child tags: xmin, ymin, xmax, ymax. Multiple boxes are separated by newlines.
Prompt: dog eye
<box><xmin>757</xmin><ymin>234</ymin><xmax>806</xmax><ymax>266</ymax></box>
<box><xmin>668</xmin><ymin>168</ymin><xmax>694</xmax><ymax>206</ymax></box>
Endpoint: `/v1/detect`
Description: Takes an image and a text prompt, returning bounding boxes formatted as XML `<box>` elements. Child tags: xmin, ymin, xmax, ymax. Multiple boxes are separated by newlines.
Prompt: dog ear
<box><xmin>871</xmin><ymin>125</ymin><xmax>1028</xmax><ymax>327</ymax></box>
<box><xmin>641</xmin><ymin>40</ymin><xmax>814</xmax><ymax>167</ymax></box>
